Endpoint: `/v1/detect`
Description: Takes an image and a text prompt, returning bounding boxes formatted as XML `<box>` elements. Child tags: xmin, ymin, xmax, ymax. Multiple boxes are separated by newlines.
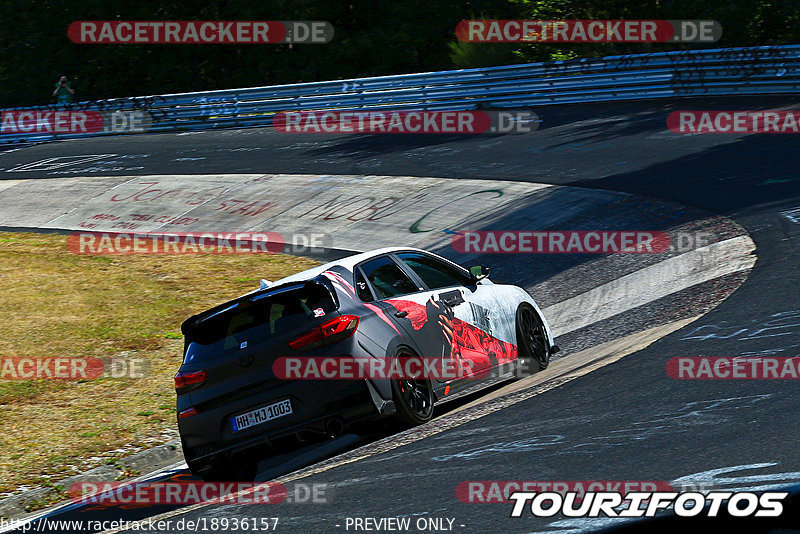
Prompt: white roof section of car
<box><xmin>271</xmin><ymin>246</ymin><xmax>428</xmax><ymax>286</ymax></box>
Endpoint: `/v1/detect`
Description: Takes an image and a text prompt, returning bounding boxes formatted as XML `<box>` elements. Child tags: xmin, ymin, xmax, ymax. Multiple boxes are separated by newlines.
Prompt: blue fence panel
<box><xmin>2</xmin><ymin>45</ymin><xmax>800</xmax><ymax>144</ymax></box>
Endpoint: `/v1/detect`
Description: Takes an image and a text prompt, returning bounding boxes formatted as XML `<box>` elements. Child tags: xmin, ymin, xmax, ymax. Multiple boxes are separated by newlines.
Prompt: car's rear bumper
<box><xmin>180</xmin><ymin>379</ymin><xmax>385</xmax><ymax>469</ymax></box>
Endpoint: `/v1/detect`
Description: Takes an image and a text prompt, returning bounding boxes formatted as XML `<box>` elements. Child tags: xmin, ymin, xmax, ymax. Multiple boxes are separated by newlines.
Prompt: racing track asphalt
<box><xmin>1</xmin><ymin>95</ymin><xmax>799</xmax><ymax>533</ymax></box>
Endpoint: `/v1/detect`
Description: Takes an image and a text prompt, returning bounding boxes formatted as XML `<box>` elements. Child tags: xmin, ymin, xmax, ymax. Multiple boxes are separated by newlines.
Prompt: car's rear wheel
<box><xmin>516</xmin><ymin>305</ymin><xmax>550</xmax><ymax>373</ymax></box>
<box><xmin>391</xmin><ymin>350</ymin><xmax>434</xmax><ymax>426</ymax></box>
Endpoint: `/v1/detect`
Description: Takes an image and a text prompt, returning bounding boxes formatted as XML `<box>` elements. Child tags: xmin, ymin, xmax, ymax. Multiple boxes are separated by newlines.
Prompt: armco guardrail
<box><xmin>2</xmin><ymin>45</ymin><xmax>799</xmax><ymax>144</ymax></box>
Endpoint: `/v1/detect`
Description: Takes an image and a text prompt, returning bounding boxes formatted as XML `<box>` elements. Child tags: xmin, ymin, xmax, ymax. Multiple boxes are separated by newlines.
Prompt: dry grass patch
<box><xmin>0</xmin><ymin>231</ymin><xmax>318</xmax><ymax>495</ymax></box>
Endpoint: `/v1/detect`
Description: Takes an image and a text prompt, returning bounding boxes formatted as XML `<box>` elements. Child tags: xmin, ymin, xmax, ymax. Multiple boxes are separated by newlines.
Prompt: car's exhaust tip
<box><xmin>325</xmin><ymin>417</ymin><xmax>346</xmax><ymax>438</ymax></box>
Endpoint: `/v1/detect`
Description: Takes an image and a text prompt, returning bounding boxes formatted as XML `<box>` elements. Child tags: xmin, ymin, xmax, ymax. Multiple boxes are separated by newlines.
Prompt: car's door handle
<box><xmin>394</xmin><ymin>311</ymin><xmax>408</xmax><ymax>318</ymax></box>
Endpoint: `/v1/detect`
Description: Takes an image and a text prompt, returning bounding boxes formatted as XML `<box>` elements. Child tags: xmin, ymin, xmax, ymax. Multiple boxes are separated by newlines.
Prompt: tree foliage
<box><xmin>0</xmin><ymin>0</ymin><xmax>797</xmax><ymax>107</ymax></box>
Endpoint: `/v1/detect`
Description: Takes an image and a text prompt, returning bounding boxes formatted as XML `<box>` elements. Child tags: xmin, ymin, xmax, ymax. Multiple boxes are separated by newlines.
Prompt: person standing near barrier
<box><xmin>52</xmin><ymin>75</ymin><xmax>75</xmax><ymax>104</ymax></box>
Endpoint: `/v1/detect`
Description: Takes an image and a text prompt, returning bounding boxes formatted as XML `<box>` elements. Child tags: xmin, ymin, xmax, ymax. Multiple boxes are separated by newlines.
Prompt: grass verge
<box><xmin>0</xmin><ymin>231</ymin><xmax>318</xmax><ymax>496</ymax></box>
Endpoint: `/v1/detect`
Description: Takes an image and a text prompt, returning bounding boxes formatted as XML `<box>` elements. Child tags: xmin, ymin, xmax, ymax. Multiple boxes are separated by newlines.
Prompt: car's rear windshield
<box><xmin>183</xmin><ymin>283</ymin><xmax>337</xmax><ymax>363</ymax></box>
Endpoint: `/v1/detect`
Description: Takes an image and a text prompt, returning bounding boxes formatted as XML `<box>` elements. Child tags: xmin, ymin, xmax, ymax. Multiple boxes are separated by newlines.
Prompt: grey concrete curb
<box><xmin>0</xmin><ymin>439</ymin><xmax>183</xmax><ymax>520</ymax></box>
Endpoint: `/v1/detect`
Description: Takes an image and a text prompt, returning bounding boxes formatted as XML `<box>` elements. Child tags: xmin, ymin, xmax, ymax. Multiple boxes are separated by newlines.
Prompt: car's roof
<box><xmin>272</xmin><ymin>246</ymin><xmax>429</xmax><ymax>286</ymax></box>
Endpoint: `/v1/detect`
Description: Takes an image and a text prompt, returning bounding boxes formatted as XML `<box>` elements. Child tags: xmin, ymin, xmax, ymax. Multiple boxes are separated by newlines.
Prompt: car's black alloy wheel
<box><xmin>517</xmin><ymin>305</ymin><xmax>550</xmax><ymax>373</ymax></box>
<box><xmin>391</xmin><ymin>350</ymin><xmax>434</xmax><ymax>425</ymax></box>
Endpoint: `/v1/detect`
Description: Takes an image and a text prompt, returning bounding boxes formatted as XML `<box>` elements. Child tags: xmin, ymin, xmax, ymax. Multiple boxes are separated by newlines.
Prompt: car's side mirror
<box><xmin>469</xmin><ymin>265</ymin><xmax>490</xmax><ymax>281</ymax></box>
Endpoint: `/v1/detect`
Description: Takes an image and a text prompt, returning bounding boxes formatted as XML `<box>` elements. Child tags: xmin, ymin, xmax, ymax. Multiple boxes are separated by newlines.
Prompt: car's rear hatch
<box><xmin>178</xmin><ymin>278</ymin><xmax>339</xmax><ymax>414</ymax></box>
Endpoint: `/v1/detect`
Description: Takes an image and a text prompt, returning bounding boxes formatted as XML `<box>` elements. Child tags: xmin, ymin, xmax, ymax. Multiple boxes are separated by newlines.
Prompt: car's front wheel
<box><xmin>516</xmin><ymin>305</ymin><xmax>550</xmax><ymax>373</ymax></box>
<box><xmin>391</xmin><ymin>350</ymin><xmax>434</xmax><ymax>426</ymax></box>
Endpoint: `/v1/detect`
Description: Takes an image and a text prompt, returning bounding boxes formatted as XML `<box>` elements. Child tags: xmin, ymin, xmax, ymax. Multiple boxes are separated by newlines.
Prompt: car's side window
<box><xmin>396</xmin><ymin>252</ymin><xmax>472</xmax><ymax>289</ymax></box>
<box><xmin>359</xmin><ymin>256</ymin><xmax>420</xmax><ymax>299</ymax></box>
<box><xmin>354</xmin><ymin>268</ymin><xmax>374</xmax><ymax>302</ymax></box>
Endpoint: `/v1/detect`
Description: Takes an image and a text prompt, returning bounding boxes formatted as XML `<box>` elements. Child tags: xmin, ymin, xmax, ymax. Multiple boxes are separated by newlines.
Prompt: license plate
<box><xmin>231</xmin><ymin>399</ymin><xmax>292</xmax><ymax>432</ymax></box>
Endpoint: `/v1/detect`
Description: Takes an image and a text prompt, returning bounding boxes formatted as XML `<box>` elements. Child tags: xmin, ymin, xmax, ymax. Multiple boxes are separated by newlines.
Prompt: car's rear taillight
<box><xmin>289</xmin><ymin>315</ymin><xmax>359</xmax><ymax>350</ymax></box>
<box><xmin>174</xmin><ymin>370</ymin><xmax>206</xmax><ymax>392</ymax></box>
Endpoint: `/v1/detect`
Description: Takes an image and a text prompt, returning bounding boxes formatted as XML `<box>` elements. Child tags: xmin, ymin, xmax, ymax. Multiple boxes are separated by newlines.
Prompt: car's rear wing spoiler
<box><xmin>180</xmin><ymin>276</ymin><xmax>339</xmax><ymax>344</ymax></box>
